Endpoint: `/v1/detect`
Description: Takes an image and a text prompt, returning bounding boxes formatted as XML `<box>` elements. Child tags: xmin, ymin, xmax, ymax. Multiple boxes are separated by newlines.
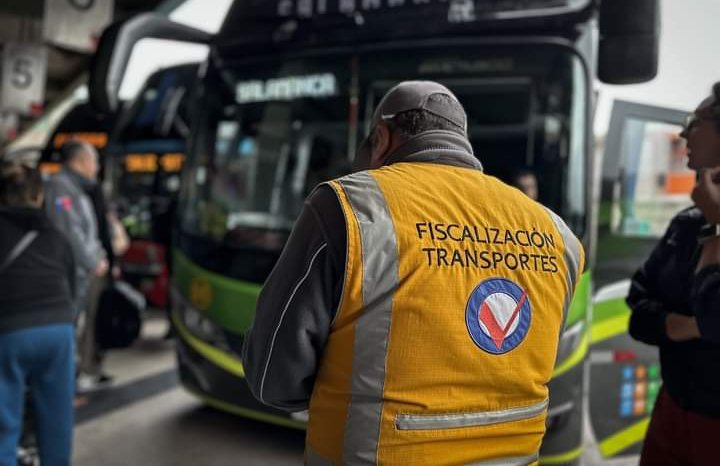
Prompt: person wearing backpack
<box><xmin>0</xmin><ymin>162</ymin><xmax>76</xmax><ymax>466</ymax></box>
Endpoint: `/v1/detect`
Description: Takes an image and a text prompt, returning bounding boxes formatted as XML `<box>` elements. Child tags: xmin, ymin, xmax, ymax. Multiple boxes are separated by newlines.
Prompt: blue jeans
<box><xmin>0</xmin><ymin>324</ymin><xmax>75</xmax><ymax>466</ymax></box>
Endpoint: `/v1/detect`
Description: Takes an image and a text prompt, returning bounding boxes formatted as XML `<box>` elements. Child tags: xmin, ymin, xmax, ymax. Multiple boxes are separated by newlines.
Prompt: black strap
<box><xmin>0</xmin><ymin>231</ymin><xmax>38</xmax><ymax>274</ymax></box>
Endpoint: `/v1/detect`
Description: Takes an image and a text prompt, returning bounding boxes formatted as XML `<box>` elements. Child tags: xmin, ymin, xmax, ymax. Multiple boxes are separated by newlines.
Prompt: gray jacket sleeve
<box><xmin>242</xmin><ymin>186</ymin><xmax>345</xmax><ymax>411</ymax></box>
<box><xmin>44</xmin><ymin>178</ymin><xmax>104</xmax><ymax>273</ymax></box>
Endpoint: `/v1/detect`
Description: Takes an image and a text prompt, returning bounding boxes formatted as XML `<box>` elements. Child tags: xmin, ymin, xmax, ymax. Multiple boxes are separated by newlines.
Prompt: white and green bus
<box><xmin>89</xmin><ymin>1</ymin><xmax>661</xmax><ymax>463</ymax></box>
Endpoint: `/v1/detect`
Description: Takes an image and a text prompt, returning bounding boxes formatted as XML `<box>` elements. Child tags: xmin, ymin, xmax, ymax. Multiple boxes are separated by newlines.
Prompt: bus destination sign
<box><xmin>273</xmin><ymin>0</ymin><xmax>587</xmax><ymax>23</ymax></box>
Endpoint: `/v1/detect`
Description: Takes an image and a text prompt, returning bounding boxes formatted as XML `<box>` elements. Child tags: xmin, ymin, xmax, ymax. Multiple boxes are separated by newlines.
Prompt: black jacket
<box><xmin>626</xmin><ymin>207</ymin><xmax>720</xmax><ymax>417</ymax></box>
<box><xmin>0</xmin><ymin>207</ymin><xmax>76</xmax><ymax>334</ymax></box>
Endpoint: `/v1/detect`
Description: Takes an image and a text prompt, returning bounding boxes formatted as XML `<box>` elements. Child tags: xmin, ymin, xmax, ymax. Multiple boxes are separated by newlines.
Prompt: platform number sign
<box><xmin>1</xmin><ymin>43</ymin><xmax>48</xmax><ymax>116</ymax></box>
<box><xmin>11</xmin><ymin>58</ymin><xmax>33</xmax><ymax>89</ymax></box>
<box><xmin>43</xmin><ymin>0</ymin><xmax>113</xmax><ymax>52</ymax></box>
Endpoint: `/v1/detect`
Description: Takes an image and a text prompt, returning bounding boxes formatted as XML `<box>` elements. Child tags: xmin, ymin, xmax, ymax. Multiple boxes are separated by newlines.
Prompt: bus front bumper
<box><xmin>172</xmin><ymin>311</ymin><xmax>306</xmax><ymax>430</ymax></box>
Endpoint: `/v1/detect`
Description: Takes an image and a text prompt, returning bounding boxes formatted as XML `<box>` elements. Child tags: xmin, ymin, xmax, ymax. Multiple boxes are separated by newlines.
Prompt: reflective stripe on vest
<box><xmin>339</xmin><ymin>172</ymin><xmax>399</xmax><ymax>463</ymax></box>
<box><xmin>545</xmin><ymin>206</ymin><xmax>584</xmax><ymax>386</ymax></box>
<box><xmin>544</xmin><ymin>207</ymin><xmax>583</xmax><ymax>327</ymax></box>
<box><xmin>395</xmin><ymin>398</ymin><xmax>549</xmax><ymax>430</ymax></box>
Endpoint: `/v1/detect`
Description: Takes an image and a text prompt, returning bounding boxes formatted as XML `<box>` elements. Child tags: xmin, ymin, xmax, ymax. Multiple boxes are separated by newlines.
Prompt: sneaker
<box><xmin>76</xmin><ymin>373</ymin><xmax>114</xmax><ymax>393</ymax></box>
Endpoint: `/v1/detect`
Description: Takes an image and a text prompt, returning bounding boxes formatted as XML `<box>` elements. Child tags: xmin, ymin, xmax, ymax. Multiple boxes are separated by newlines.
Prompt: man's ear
<box><xmin>370</xmin><ymin>124</ymin><xmax>391</xmax><ymax>168</ymax></box>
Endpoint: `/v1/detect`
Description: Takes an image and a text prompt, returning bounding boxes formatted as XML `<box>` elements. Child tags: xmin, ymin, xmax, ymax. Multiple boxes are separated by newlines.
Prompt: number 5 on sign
<box><xmin>1</xmin><ymin>43</ymin><xmax>48</xmax><ymax>116</ymax></box>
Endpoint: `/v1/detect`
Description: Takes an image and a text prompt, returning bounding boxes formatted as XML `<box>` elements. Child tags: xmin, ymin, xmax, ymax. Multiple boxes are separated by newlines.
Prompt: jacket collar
<box><xmin>384</xmin><ymin>130</ymin><xmax>482</xmax><ymax>171</ymax></box>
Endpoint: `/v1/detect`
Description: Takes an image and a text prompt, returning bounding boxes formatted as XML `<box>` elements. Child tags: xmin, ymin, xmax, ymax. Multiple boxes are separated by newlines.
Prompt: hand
<box><xmin>111</xmin><ymin>265</ymin><xmax>122</xmax><ymax>280</ymax></box>
<box><xmin>665</xmin><ymin>313</ymin><xmax>701</xmax><ymax>342</ymax></box>
<box><xmin>108</xmin><ymin>214</ymin><xmax>130</xmax><ymax>256</ymax></box>
<box><xmin>95</xmin><ymin>258</ymin><xmax>109</xmax><ymax>277</ymax></box>
<box><xmin>692</xmin><ymin>167</ymin><xmax>720</xmax><ymax>224</ymax></box>
<box><xmin>697</xmin><ymin>235</ymin><xmax>720</xmax><ymax>271</ymax></box>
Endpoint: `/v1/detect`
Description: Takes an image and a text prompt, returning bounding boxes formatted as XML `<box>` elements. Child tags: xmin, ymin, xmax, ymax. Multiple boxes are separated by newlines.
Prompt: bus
<box><xmin>108</xmin><ymin>63</ymin><xmax>198</xmax><ymax>309</ymax></box>
<box><xmin>89</xmin><ymin>1</ymin><xmax>660</xmax><ymax>464</ymax></box>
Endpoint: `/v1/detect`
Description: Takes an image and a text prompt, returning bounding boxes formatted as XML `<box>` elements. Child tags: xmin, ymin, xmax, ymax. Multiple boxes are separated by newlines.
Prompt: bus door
<box><xmin>588</xmin><ymin>99</ymin><xmax>689</xmax><ymax>461</ymax></box>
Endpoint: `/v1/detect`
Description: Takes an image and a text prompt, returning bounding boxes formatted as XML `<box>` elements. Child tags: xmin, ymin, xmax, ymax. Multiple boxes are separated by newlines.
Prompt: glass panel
<box><xmin>596</xmin><ymin>114</ymin><xmax>689</xmax><ymax>287</ymax></box>
<box><xmin>610</xmin><ymin>120</ymin><xmax>691</xmax><ymax>239</ymax></box>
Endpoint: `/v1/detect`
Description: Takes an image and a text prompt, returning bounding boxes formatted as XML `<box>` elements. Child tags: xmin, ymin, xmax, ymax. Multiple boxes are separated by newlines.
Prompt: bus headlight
<box><xmin>177</xmin><ymin>300</ymin><xmax>230</xmax><ymax>350</ymax></box>
<box><xmin>290</xmin><ymin>410</ymin><xmax>309</xmax><ymax>422</ymax></box>
<box><xmin>556</xmin><ymin>320</ymin><xmax>585</xmax><ymax>368</ymax></box>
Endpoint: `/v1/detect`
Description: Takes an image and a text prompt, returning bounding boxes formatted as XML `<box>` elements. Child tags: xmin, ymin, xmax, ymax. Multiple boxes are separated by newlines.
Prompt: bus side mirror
<box><xmin>89</xmin><ymin>13</ymin><xmax>211</xmax><ymax>114</ymax></box>
<box><xmin>598</xmin><ymin>0</ymin><xmax>660</xmax><ymax>85</ymax></box>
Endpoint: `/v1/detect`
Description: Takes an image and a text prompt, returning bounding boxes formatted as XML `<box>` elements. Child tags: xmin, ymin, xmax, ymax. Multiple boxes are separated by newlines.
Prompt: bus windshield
<box><xmin>179</xmin><ymin>42</ymin><xmax>588</xmax><ymax>281</ymax></box>
<box><xmin>180</xmin><ymin>57</ymin><xmax>351</xmax><ymax>244</ymax></box>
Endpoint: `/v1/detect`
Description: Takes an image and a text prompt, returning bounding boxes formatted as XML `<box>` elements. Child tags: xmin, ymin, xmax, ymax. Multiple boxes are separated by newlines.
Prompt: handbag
<box><xmin>94</xmin><ymin>280</ymin><xmax>146</xmax><ymax>350</ymax></box>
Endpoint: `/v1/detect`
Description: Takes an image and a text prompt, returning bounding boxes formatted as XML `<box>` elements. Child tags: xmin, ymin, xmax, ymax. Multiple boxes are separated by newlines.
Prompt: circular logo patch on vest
<box><xmin>465</xmin><ymin>278</ymin><xmax>532</xmax><ymax>355</ymax></box>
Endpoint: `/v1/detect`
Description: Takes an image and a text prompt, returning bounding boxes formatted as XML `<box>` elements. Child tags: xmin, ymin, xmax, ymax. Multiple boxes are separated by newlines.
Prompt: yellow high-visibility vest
<box><xmin>307</xmin><ymin>162</ymin><xmax>585</xmax><ymax>466</ymax></box>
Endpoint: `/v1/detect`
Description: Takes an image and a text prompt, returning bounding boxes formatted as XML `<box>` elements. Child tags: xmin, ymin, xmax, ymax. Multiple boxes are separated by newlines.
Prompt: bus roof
<box><xmin>216</xmin><ymin>0</ymin><xmax>595</xmax><ymax>56</ymax></box>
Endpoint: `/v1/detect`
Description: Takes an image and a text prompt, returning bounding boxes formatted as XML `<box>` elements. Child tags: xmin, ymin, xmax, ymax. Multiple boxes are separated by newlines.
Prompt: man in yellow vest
<box><xmin>243</xmin><ymin>81</ymin><xmax>585</xmax><ymax>465</ymax></box>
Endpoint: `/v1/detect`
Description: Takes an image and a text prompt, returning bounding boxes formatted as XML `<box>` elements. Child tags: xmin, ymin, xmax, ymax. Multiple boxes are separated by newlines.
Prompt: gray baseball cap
<box><xmin>354</xmin><ymin>81</ymin><xmax>467</xmax><ymax>169</ymax></box>
<box><xmin>369</xmin><ymin>80</ymin><xmax>467</xmax><ymax>131</ymax></box>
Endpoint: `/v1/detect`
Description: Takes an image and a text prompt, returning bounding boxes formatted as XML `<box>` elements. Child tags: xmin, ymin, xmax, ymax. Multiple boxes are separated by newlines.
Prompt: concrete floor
<box><xmin>73</xmin><ymin>389</ymin><xmax>304</xmax><ymax>466</ymax></box>
<box><xmin>70</xmin><ymin>313</ymin><xmax>641</xmax><ymax>466</ymax></box>
<box><xmin>72</xmin><ymin>313</ymin><xmax>304</xmax><ymax>465</ymax></box>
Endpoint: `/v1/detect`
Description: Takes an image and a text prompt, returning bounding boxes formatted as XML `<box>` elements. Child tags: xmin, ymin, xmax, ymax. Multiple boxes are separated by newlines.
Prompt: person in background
<box><xmin>44</xmin><ymin>140</ymin><xmax>110</xmax><ymax>391</ymax></box>
<box><xmin>83</xmin><ymin>164</ymin><xmax>131</xmax><ymax>375</ymax></box>
<box><xmin>0</xmin><ymin>162</ymin><xmax>76</xmax><ymax>466</ymax></box>
<box><xmin>512</xmin><ymin>168</ymin><xmax>540</xmax><ymax>201</ymax></box>
<box><xmin>626</xmin><ymin>82</ymin><xmax>720</xmax><ymax>465</ymax></box>
<box><xmin>86</xmin><ymin>181</ymin><xmax>116</xmax><ymax>274</ymax></box>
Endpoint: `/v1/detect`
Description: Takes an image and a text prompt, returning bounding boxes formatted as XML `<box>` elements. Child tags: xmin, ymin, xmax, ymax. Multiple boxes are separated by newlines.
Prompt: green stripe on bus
<box><xmin>539</xmin><ymin>445</ymin><xmax>583</xmax><ymax>465</ymax></box>
<box><xmin>173</xmin><ymin>249</ymin><xmax>262</xmax><ymax>334</ymax></box>
<box><xmin>566</xmin><ymin>271</ymin><xmax>591</xmax><ymax>327</ymax></box>
<box><xmin>599</xmin><ymin>417</ymin><xmax>650</xmax><ymax>458</ymax></box>
<box><xmin>591</xmin><ymin>313</ymin><xmax>630</xmax><ymax>344</ymax></box>
<box><xmin>185</xmin><ymin>388</ymin><xmax>307</xmax><ymax>431</ymax></box>
<box><xmin>592</xmin><ymin>297</ymin><xmax>630</xmax><ymax>325</ymax></box>
<box><xmin>172</xmin><ymin>309</ymin><xmax>246</xmax><ymax>378</ymax></box>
